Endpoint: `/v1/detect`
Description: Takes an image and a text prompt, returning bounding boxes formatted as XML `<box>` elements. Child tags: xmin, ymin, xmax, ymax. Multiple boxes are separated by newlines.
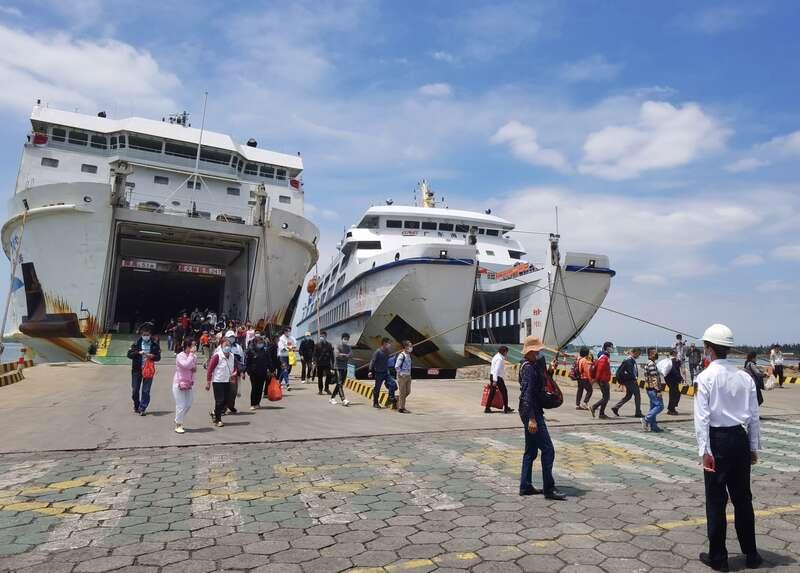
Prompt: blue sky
<box><xmin>0</xmin><ymin>0</ymin><xmax>798</xmax><ymax>346</ymax></box>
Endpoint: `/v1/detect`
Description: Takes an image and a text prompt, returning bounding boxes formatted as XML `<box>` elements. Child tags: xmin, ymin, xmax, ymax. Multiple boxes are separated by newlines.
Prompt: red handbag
<box><xmin>266</xmin><ymin>377</ymin><xmax>283</xmax><ymax>402</ymax></box>
<box><xmin>142</xmin><ymin>358</ymin><xmax>156</xmax><ymax>379</ymax></box>
<box><xmin>481</xmin><ymin>383</ymin><xmax>505</xmax><ymax>410</ymax></box>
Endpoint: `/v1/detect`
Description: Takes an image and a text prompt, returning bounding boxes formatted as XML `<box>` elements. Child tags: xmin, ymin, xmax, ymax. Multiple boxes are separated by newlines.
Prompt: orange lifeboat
<box><xmin>306</xmin><ymin>277</ymin><xmax>318</xmax><ymax>295</ymax></box>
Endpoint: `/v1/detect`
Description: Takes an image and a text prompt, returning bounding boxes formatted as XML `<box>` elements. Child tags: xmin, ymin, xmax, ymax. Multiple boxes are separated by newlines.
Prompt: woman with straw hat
<box><xmin>518</xmin><ymin>336</ymin><xmax>566</xmax><ymax>500</ymax></box>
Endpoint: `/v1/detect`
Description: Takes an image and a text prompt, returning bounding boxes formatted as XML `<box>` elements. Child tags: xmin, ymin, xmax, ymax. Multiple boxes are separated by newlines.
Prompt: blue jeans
<box><xmin>279</xmin><ymin>356</ymin><xmax>291</xmax><ymax>386</ymax></box>
<box><xmin>520</xmin><ymin>415</ymin><xmax>555</xmax><ymax>493</ymax></box>
<box><xmin>645</xmin><ymin>390</ymin><xmax>664</xmax><ymax>430</ymax></box>
<box><xmin>131</xmin><ymin>372</ymin><xmax>153</xmax><ymax>412</ymax></box>
<box><xmin>373</xmin><ymin>371</ymin><xmax>397</xmax><ymax>404</ymax></box>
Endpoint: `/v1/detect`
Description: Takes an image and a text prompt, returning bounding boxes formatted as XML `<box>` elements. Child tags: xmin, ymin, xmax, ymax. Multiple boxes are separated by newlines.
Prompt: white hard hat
<box><xmin>224</xmin><ymin>330</ymin><xmax>236</xmax><ymax>338</ymax></box>
<box><xmin>701</xmin><ymin>323</ymin><xmax>734</xmax><ymax>347</ymax></box>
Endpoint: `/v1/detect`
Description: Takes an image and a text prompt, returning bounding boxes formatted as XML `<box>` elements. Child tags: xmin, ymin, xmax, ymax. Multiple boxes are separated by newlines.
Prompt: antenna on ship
<box><xmin>191</xmin><ymin>90</ymin><xmax>209</xmax><ymax>194</ymax></box>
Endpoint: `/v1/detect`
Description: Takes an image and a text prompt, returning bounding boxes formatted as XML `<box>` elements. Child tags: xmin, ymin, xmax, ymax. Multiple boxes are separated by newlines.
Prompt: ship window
<box><xmin>509</xmin><ymin>250</ymin><xmax>523</xmax><ymax>260</ymax></box>
<box><xmin>231</xmin><ymin>156</ymin><xmax>239</xmax><ymax>168</ymax></box>
<box><xmin>279</xmin><ymin>195</ymin><xmax>291</xmax><ymax>204</ymax></box>
<box><xmin>259</xmin><ymin>165</ymin><xmax>275</xmax><ymax>178</ymax></box>
<box><xmin>485</xmin><ymin>250</ymin><xmax>495</xmax><ymax>256</ymax></box>
<box><xmin>358</xmin><ymin>215</ymin><xmax>379</xmax><ymax>229</ymax></box>
<box><xmin>51</xmin><ymin>127</ymin><xmax>67</xmax><ymax>142</ymax></box>
<box><xmin>403</xmin><ymin>220</ymin><xmax>420</xmax><ymax>229</ymax></box>
<box><xmin>438</xmin><ymin>222</ymin><xmax>454</xmax><ymax>231</ymax></box>
<box><xmin>455</xmin><ymin>224</ymin><xmax>469</xmax><ymax>233</ymax></box>
<box><xmin>164</xmin><ymin>140</ymin><xmax>197</xmax><ymax>159</ymax></box>
<box><xmin>128</xmin><ymin>134</ymin><xmax>162</xmax><ymax>153</ymax></box>
<box><xmin>118</xmin><ymin>135</ymin><xmax>127</xmax><ymax>148</ymax></box>
<box><xmin>486</xmin><ymin>229</ymin><xmax>499</xmax><ymax>236</ymax></box>
<box><xmin>247</xmin><ymin>200</ymin><xmax>256</xmax><ymax>206</ymax></box>
<box><xmin>125</xmin><ymin>181</ymin><xmax>135</xmax><ymax>189</ymax></box>
<box><xmin>386</xmin><ymin>220</ymin><xmax>402</xmax><ymax>228</ymax></box>
<box><xmin>109</xmin><ymin>136</ymin><xmax>118</xmax><ymax>149</ymax></box>
<box><xmin>81</xmin><ymin>164</ymin><xmax>98</xmax><ymax>174</ymax></box>
<box><xmin>478</xmin><ymin>228</ymin><xmax>485</xmax><ymax>234</ymax></box>
<box><xmin>187</xmin><ymin>180</ymin><xmax>201</xmax><ymax>190</ymax></box>
<box><xmin>276</xmin><ymin>168</ymin><xmax>287</xmax><ymax>181</ymax></box>
<box><xmin>249</xmin><ymin>190</ymin><xmax>257</xmax><ymax>198</ymax></box>
<box><xmin>227</xmin><ymin>187</ymin><xmax>240</xmax><ymax>196</ymax></box>
<box><xmin>41</xmin><ymin>157</ymin><xmax>59</xmax><ymax>168</ymax></box>
<box><xmin>90</xmin><ymin>134</ymin><xmax>107</xmax><ymax>149</ymax></box>
<box><xmin>244</xmin><ymin>163</ymin><xmax>258</xmax><ymax>175</ymax></box>
<box><xmin>421</xmin><ymin>221</ymin><xmax>437</xmax><ymax>230</ymax></box>
<box><xmin>68</xmin><ymin>130</ymin><xmax>88</xmax><ymax>145</ymax></box>
<box><xmin>154</xmin><ymin>175</ymin><xmax>169</xmax><ymax>185</ymax></box>
<box><xmin>200</xmin><ymin>146</ymin><xmax>230</xmax><ymax>165</ymax></box>
<box><xmin>356</xmin><ymin>241</ymin><xmax>381</xmax><ymax>250</ymax></box>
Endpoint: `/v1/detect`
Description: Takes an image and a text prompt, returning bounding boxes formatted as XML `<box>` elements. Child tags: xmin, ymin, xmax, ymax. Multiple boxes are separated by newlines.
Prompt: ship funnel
<box><xmin>247</xmin><ymin>138</ymin><xmax>258</xmax><ymax>147</ymax></box>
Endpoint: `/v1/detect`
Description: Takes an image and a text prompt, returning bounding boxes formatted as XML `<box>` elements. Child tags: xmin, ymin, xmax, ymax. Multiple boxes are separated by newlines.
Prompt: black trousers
<box><xmin>486</xmin><ymin>377</ymin><xmax>509</xmax><ymax>410</ymax></box>
<box><xmin>331</xmin><ymin>369</ymin><xmax>347</xmax><ymax>400</ymax></box>
<box><xmin>250</xmin><ymin>374</ymin><xmax>266</xmax><ymax>406</ymax></box>
<box><xmin>774</xmin><ymin>364</ymin><xmax>784</xmax><ymax>387</ymax></box>
<box><xmin>301</xmin><ymin>357</ymin><xmax>312</xmax><ymax>381</ymax></box>
<box><xmin>667</xmin><ymin>381</ymin><xmax>681</xmax><ymax>412</ymax></box>
<box><xmin>591</xmin><ymin>381</ymin><xmax>610</xmax><ymax>415</ymax></box>
<box><xmin>575</xmin><ymin>380</ymin><xmax>593</xmax><ymax>405</ymax></box>
<box><xmin>704</xmin><ymin>426</ymin><xmax>757</xmax><ymax>563</ymax></box>
<box><xmin>317</xmin><ymin>366</ymin><xmax>331</xmax><ymax>393</ymax></box>
<box><xmin>613</xmin><ymin>380</ymin><xmax>642</xmax><ymax>415</ymax></box>
<box><xmin>212</xmin><ymin>383</ymin><xmax>229</xmax><ymax>422</ymax></box>
<box><xmin>226</xmin><ymin>379</ymin><xmax>238</xmax><ymax>412</ymax></box>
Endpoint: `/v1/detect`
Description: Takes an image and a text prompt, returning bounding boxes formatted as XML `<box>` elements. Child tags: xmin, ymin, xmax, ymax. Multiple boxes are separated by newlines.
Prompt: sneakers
<box><xmin>342</xmin><ymin>399</ymin><xmax>350</xmax><ymax>406</ymax></box>
<box><xmin>139</xmin><ymin>411</ymin><xmax>147</xmax><ymax>417</ymax></box>
<box><xmin>215</xmin><ymin>420</ymin><xmax>224</xmax><ymax>427</ymax></box>
<box><xmin>329</xmin><ymin>398</ymin><xmax>338</xmax><ymax>405</ymax></box>
<box><xmin>300</xmin><ymin>379</ymin><xmax>306</xmax><ymax>384</ymax></box>
<box><xmin>641</xmin><ymin>417</ymin><xmax>650</xmax><ymax>432</ymax></box>
<box><xmin>174</xmin><ymin>424</ymin><xmax>185</xmax><ymax>434</ymax></box>
<box><xmin>250</xmin><ymin>406</ymin><xmax>257</xmax><ymax>411</ymax></box>
<box><xmin>504</xmin><ymin>407</ymin><xmax>515</xmax><ymax>414</ymax></box>
<box><xmin>598</xmin><ymin>414</ymin><xmax>610</xmax><ymax>420</ymax></box>
<box><xmin>373</xmin><ymin>403</ymin><xmax>382</xmax><ymax>409</ymax></box>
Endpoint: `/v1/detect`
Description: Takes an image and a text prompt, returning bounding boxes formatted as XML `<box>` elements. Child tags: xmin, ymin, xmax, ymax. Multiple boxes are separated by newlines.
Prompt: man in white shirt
<box><xmin>485</xmin><ymin>346</ymin><xmax>514</xmax><ymax>414</ymax></box>
<box><xmin>277</xmin><ymin>328</ymin><xmax>297</xmax><ymax>390</ymax></box>
<box><xmin>694</xmin><ymin>323</ymin><xmax>762</xmax><ymax>572</ymax></box>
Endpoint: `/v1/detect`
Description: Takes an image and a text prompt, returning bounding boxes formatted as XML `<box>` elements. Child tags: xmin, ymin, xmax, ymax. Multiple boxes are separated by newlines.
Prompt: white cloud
<box><xmin>0</xmin><ymin>5</ymin><xmax>21</xmax><ymax>17</ymax></box>
<box><xmin>0</xmin><ymin>23</ymin><xmax>178</xmax><ymax>115</ymax></box>
<box><xmin>579</xmin><ymin>101</ymin><xmax>730</xmax><ymax>180</ymax></box>
<box><xmin>418</xmin><ymin>83</ymin><xmax>452</xmax><ymax>97</ymax></box>
<box><xmin>725</xmin><ymin>157</ymin><xmax>770</xmax><ymax>173</ymax></box>
<box><xmin>676</xmin><ymin>5</ymin><xmax>766</xmax><ymax>35</ymax></box>
<box><xmin>732</xmin><ymin>254</ymin><xmax>764</xmax><ymax>267</ymax></box>
<box><xmin>431</xmin><ymin>51</ymin><xmax>457</xmax><ymax>64</ymax></box>
<box><xmin>633</xmin><ymin>274</ymin><xmax>667</xmax><ymax>286</ymax></box>
<box><xmin>756</xmin><ymin>280</ymin><xmax>794</xmax><ymax>294</ymax></box>
<box><xmin>773</xmin><ymin>244</ymin><xmax>800</xmax><ymax>262</ymax></box>
<box><xmin>559</xmin><ymin>54</ymin><xmax>622</xmax><ymax>82</ymax></box>
<box><xmin>490</xmin><ymin>120</ymin><xmax>569</xmax><ymax>171</ymax></box>
<box><xmin>494</xmin><ymin>185</ymin><xmax>798</xmax><ymax>284</ymax></box>
<box><xmin>759</xmin><ymin>130</ymin><xmax>800</xmax><ymax>157</ymax></box>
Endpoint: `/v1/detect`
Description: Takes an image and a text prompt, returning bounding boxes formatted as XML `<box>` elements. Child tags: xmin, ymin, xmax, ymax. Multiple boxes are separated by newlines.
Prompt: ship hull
<box><xmin>2</xmin><ymin>182</ymin><xmax>318</xmax><ymax>362</ymax></box>
<box><xmin>294</xmin><ymin>243</ymin><xmax>477</xmax><ymax>377</ymax></box>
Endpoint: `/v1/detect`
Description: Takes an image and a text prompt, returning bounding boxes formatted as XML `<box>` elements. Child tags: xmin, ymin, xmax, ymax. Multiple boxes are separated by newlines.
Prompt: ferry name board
<box><xmin>122</xmin><ymin>258</ymin><xmax>225</xmax><ymax>277</ymax></box>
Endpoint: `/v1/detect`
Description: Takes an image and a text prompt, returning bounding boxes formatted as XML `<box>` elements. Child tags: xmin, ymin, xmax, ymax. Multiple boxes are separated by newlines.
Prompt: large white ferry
<box><xmin>293</xmin><ymin>182</ymin><xmax>614</xmax><ymax>377</ymax></box>
<box><xmin>1</xmin><ymin>103</ymin><xmax>319</xmax><ymax>361</ymax></box>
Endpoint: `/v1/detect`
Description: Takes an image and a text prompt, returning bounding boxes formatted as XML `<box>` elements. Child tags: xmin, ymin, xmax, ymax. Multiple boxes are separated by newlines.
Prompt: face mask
<box><xmin>256</xmin><ymin>343</ymin><xmax>265</xmax><ymax>349</ymax></box>
<box><xmin>406</xmin><ymin>347</ymin><xmax>412</xmax><ymax>353</ymax></box>
<box><xmin>227</xmin><ymin>337</ymin><xmax>235</xmax><ymax>344</ymax></box>
<box><xmin>342</xmin><ymin>338</ymin><xmax>349</xmax><ymax>343</ymax></box>
<box><xmin>142</xmin><ymin>335</ymin><xmax>150</xmax><ymax>342</ymax></box>
<box><xmin>222</xmin><ymin>346</ymin><xmax>231</xmax><ymax>354</ymax></box>
<box><xmin>320</xmin><ymin>336</ymin><xmax>326</xmax><ymax>341</ymax></box>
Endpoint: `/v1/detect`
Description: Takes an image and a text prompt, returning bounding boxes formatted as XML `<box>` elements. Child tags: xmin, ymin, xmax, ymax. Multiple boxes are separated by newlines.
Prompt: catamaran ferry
<box><xmin>293</xmin><ymin>182</ymin><xmax>614</xmax><ymax>378</ymax></box>
<box><xmin>1</xmin><ymin>102</ymin><xmax>319</xmax><ymax>361</ymax></box>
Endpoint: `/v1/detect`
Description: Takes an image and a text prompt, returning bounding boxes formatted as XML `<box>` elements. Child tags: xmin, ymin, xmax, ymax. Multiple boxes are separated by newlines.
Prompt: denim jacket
<box><xmin>518</xmin><ymin>359</ymin><xmax>545</xmax><ymax>424</ymax></box>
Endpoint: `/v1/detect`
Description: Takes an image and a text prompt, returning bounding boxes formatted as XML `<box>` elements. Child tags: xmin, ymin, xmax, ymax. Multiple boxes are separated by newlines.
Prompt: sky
<box><xmin>0</xmin><ymin>0</ymin><xmax>798</xmax><ymax>346</ymax></box>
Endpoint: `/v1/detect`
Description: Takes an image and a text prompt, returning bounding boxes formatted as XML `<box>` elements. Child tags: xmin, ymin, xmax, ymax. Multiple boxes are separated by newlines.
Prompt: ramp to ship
<box><xmin>465</xmin><ymin>343</ymin><xmax>524</xmax><ymax>364</ymax></box>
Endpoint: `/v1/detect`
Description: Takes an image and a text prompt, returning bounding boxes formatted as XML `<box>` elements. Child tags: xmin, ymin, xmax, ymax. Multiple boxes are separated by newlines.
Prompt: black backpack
<box><xmin>520</xmin><ymin>361</ymin><xmax>563</xmax><ymax>410</ymax></box>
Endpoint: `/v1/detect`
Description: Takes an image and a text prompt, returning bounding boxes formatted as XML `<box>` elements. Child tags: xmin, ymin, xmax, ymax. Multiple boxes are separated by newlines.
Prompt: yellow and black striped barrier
<box><xmin>552</xmin><ymin>367</ymin><xmax>697</xmax><ymax>396</ymax></box>
<box><xmin>343</xmin><ymin>377</ymin><xmax>392</xmax><ymax>408</ymax></box>
<box><xmin>0</xmin><ymin>362</ymin><xmax>30</xmax><ymax>388</ymax></box>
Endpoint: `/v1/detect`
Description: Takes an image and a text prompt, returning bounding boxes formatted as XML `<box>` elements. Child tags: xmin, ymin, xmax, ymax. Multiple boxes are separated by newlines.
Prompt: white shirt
<box><xmin>278</xmin><ymin>334</ymin><xmax>296</xmax><ymax>357</ymax></box>
<box><xmin>674</xmin><ymin>340</ymin><xmax>686</xmax><ymax>362</ymax></box>
<box><xmin>693</xmin><ymin>359</ymin><xmax>761</xmax><ymax>457</ymax></box>
<box><xmin>770</xmin><ymin>350</ymin><xmax>784</xmax><ymax>367</ymax></box>
<box><xmin>490</xmin><ymin>353</ymin><xmax>505</xmax><ymax>381</ymax></box>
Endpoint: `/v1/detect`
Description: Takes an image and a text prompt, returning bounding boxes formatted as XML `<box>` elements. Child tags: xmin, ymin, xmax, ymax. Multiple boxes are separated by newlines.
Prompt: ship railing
<box><xmin>479</xmin><ymin>263</ymin><xmax>543</xmax><ymax>282</ymax></box>
<box><xmin>123</xmin><ymin>190</ymin><xmax>254</xmax><ymax>225</ymax></box>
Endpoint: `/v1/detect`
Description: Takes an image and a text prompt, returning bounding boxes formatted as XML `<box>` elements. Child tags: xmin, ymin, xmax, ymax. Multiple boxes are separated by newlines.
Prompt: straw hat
<box><xmin>522</xmin><ymin>336</ymin><xmax>545</xmax><ymax>356</ymax></box>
